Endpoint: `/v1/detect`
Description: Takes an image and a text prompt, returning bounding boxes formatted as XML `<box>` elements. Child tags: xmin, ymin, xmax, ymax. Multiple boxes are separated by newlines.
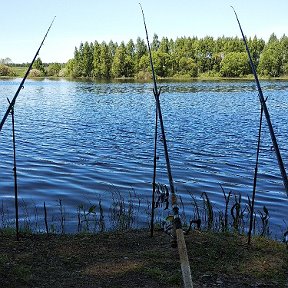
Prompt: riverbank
<box><xmin>0</xmin><ymin>229</ymin><xmax>287</xmax><ymax>287</ymax></box>
<box><xmin>2</xmin><ymin>67</ymin><xmax>288</xmax><ymax>82</ymax></box>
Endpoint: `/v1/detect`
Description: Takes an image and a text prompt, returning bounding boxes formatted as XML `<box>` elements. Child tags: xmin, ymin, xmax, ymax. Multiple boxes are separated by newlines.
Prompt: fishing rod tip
<box><xmin>230</xmin><ymin>6</ymin><xmax>238</xmax><ymax>16</ymax></box>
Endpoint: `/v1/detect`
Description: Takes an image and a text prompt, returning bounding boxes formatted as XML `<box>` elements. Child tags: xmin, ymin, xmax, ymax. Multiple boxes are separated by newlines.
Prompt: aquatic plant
<box><xmin>0</xmin><ymin>186</ymin><xmax>283</xmax><ymax>243</ymax></box>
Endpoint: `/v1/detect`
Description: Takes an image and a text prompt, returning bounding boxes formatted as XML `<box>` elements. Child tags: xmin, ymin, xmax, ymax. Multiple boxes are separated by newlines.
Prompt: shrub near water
<box><xmin>0</xmin><ymin>64</ymin><xmax>16</xmax><ymax>76</ymax></box>
<box><xmin>28</xmin><ymin>68</ymin><xmax>44</xmax><ymax>77</ymax></box>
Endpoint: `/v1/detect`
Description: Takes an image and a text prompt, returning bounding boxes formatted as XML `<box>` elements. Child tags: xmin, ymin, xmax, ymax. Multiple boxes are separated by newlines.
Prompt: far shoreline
<box><xmin>2</xmin><ymin>74</ymin><xmax>288</xmax><ymax>82</ymax></box>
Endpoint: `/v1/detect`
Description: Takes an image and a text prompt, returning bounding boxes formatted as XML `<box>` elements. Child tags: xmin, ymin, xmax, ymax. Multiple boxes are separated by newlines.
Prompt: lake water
<box><xmin>0</xmin><ymin>78</ymin><xmax>287</xmax><ymax>237</ymax></box>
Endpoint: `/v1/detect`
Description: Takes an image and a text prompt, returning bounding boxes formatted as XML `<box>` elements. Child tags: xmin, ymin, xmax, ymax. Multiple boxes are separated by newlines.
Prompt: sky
<box><xmin>1</xmin><ymin>0</ymin><xmax>287</xmax><ymax>64</ymax></box>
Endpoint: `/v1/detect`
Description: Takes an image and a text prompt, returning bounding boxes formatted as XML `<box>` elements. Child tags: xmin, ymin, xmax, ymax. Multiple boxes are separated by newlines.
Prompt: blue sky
<box><xmin>1</xmin><ymin>0</ymin><xmax>287</xmax><ymax>63</ymax></box>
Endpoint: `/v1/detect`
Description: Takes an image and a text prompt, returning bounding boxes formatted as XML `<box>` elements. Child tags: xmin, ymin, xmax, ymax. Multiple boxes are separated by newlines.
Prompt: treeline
<box><xmin>64</xmin><ymin>33</ymin><xmax>288</xmax><ymax>79</ymax></box>
<box><xmin>1</xmin><ymin>34</ymin><xmax>288</xmax><ymax>79</ymax></box>
<box><xmin>0</xmin><ymin>58</ymin><xmax>65</xmax><ymax>78</ymax></box>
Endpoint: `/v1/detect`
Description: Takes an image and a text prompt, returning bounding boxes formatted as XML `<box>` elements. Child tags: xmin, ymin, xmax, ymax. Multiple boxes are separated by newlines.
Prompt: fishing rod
<box><xmin>139</xmin><ymin>4</ymin><xmax>193</xmax><ymax>287</ymax></box>
<box><xmin>248</xmin><ymin>101</ymin><xmax>264</xmax><ymax>245</ymax></box>
<box><xmin>232</xmin><ymin>7</ymin><xmax>288</xmax><ymax>196</ymax></box>
<box><xmin>0</xmin><ymin>16</ymin><xmax>56</xmax><ymax>133</ymax></box>
<box><xmin>150</xmin><ymin>104</ymin><xmax>158</xmax><ymax>237</ymax></box>
<box><xmin>139</xmin><ymin>3</ymin><xmax>176</xmax><ymax>224</ymax></box>
<box><xmin>7</xmin><ymin>98</ymin><xmax>19</xmax><ymax>240</ymax></box>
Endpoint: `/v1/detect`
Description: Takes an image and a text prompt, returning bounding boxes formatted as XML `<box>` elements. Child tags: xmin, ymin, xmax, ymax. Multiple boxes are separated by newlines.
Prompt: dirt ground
<box><xmin>0</xmin><ymin>229</ymin><xmax>287</xmax><ymax>287</ymax></box>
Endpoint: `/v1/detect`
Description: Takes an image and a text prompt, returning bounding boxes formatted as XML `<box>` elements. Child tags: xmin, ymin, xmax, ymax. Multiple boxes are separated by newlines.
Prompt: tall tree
<box><xmin>93</xmin><ymin>41</ymin><xmax>101</xmax><ymax>78</ymax></box>
<box><xmin>111</xmin><ymin>42</ymin><xmax>127</xmax><ymax>78</ymax></box>
<box><xmin>82</xmin><ymin>41</ymin><xmax>94</xmax><ymax>77</ymax></box>
<box><xmin>280</xmin><ymin>34</ymin><xmax>288</xmax><ymax>75</ymax></box>
<box><xmin>99</xmin><ymin>42</ymin><xmax>112</xmax><ymax>79</ymax></box>
<box><xmin>135</xmin><ymin>37</ymin><xmax>147</xmax><ymax>73</ymax></box>
<box><xmin>258</xmin><ymin>34</ymin><xmax>282</xmax><ymax>77</ymax></box>
<box><xmin>151</xmin><ymin>34</ymin><xmax>160</xmax><ymax>51</ymax></box>
<box><xmin>247</xmin><ymin>36</ymin><xmax>265</xmax><ymax>69</ymax></box>
<box><xmin>33</xmin><ymin>57</ymin><xmax>45</xmax><ymax>75</ymax></box>
<box><xmin>195</xmin><ymin>36</ymin><xmax>215</xmax><ymax>73</ymax></box>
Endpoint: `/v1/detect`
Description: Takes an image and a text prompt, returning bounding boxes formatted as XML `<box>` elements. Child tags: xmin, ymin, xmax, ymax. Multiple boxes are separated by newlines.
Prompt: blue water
<box><xmin>0</xmin><ymin>78</ymin><xmax>287</xmax><ymax>236</ymax></box>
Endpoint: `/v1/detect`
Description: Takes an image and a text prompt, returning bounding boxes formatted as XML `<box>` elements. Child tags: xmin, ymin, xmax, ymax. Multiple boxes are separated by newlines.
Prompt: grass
<box><xmin>0</xmin><ymin>186</ymin><xmax>287</xmax><ymax>287</ymax></box>
<box><xmin>13</xmin><ymin>67</ymin><xmax>27</xmax><ymax>77</ymax></box>
<box><xmin>0</xmin><ymin>184</ymin><xmax>286</xmax><ymax>239</ymax></box>
<box><xmin>0</xmin><ymin>229</ymin><xmax>287</xmax><ymax>287</ymax></box>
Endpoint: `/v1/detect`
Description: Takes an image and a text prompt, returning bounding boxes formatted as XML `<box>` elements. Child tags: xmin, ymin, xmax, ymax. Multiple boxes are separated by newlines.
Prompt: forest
<box><xmin>1</xmin><ymin>33</ymin><xmax>288</xmax><ymax>79</ymax></box>
<box><xmin>64</xmin><ymin>33</ymin><xmax>288</xmax><ymax>79</ymax></box>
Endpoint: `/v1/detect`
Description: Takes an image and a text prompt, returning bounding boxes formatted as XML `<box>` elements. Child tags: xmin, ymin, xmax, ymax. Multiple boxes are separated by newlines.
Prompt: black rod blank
<box><xmin>232</xmin><ymin>7</ymin><xmax>288</xmax><ymax>196</ymax></box>
<box><xmin>0</xmin><ymin>16</ymin><xmax>56</xmax><ymax>133</ymax></box>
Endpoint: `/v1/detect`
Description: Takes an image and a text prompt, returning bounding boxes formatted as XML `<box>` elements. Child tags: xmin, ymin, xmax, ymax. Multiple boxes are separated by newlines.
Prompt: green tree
<box><xmin>111</xmin><ymin>41</ymin><xmax>135</xmax><ymax>78</ymax></box>
<box><xmin>135</xmin><ymin>37</ymin><xmax>147</xmax><ymax>59</ymax></box>
<box><xmin>248</xmin><ymin>36</ymin><xmax>265</xmax><ymax>68</ymax></box>
<box><xmin>220</xmin><ymin>52</ymin><xmax>250</xmax><ymax>77</ymax></box>
<box><xmin>195</xmin><ymin>36</ymin><xmax>215</xmax><ymax>73</ymax></box>
<box><xmin>67</xmin><ymin>34</ymin><xmax>288</xmax><ymax>79</ymax></box>
<box><xmin>223</xmin><ymin>37</ymin><xmax>244</xmax><ymax>53</ymax></box>
<box><xmin>99</xmin><ymin>42</ymin><xmax>112</xmax><ymax>79</ymax></box>
<box><xmin>280</xmin><ymin>34</ymin><xmax>288</xmax><ymax>75</ymax></box>
<box><xmin>33</xmin><ymin>57</ymin><xmax>45</xmax><ymax>75</ymax></box>
<box><xmin>93</xmin><ymin>41</ymin><xmax>101</xmax><ymax>78</ymax></box>
<box><xmin>125</xmin><ymin>40</ymin><xmax>136</xmax><ymax>76</ymax></box>
<box><xmin>72</xmin><ymin>45</ymin><xmax>82</xmax><ymax>77</ymax></box>
<box><xmin>46</xmin><ymin>63</ymin><xmax>62</xmax><ymax>76</ymax></box>
<box><xmin>258</xmin><ymin>34</ymin><xmax>282</xmax><ymax>77</ymax></box>
<box><xmin>152</xmin><ymin>51</ymin><xmax>170</xmax><ymax>77</ymax></box>
<box><xmin>82</xmin><ymin>42</ymin><xmax>94</xmax><ymax>77</ymax></box>
<box><xmin>63</xmin><ymin>59</ymin><xmax>75</xmax><ymax>77</ymax></box>
<box><xmin>135</xmin><ymin>37</ymin><xmax>147</xmax><ymax>73</ymax></box>
<box><xmin>178</xmin><ymin>57</ymin><xmax>198</xmax><ymax>77</ymax></box>
<box><xmin>108</xmin><ymin>41</ymin><xmax>118</xmax><ymax>60</ymax></box>
<box><xmin>159</xmin><ymin>37</ymin><xmax>170</xmax><ymax>54</ymax></box>
<box><xmin>151</xmin><ymin>34</ymin><xmax>160</xmax><ymax>51</ymax></box>
<box><xmin>111</xmin><ymin>42</ymin><xmax>127</xmax><ymax>78</ymax></box>
<box><xmin>138</xmin><ymin>54</ymin><xmax>150</xmax><ymax>72</ymax></box>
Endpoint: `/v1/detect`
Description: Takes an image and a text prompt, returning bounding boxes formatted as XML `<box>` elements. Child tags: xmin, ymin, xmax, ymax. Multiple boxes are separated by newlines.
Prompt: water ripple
<box><xmin>0</xmin><ymin>79</ymin><xmax>287</xmax><ymax>236</ymax></box>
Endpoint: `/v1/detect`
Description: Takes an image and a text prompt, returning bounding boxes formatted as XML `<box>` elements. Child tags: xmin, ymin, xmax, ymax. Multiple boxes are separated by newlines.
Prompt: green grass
<box><xmin>12</xmin><ymin>67</ymin><xmax>27</xmax><ymax>77</ymax></box>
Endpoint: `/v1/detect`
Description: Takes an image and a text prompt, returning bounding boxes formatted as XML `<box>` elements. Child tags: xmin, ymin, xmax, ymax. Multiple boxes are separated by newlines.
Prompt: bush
<box><xmin>46</xmin><ymin>63</ymin><xmax>62</xmax><ymax>76</ymax></box>
<box><xmin>220</xmin><ymin>52</ymin><xmax>250</xmax><ymax>77</ymax></box>
<box><xmin>28</xmin><ymin>69</ymin><xmax>43</xmax><ymax>77</ymax></box>
<box><xmin>0</xmin><ymin>64</ymin><xmax>16</xmax><ymax>76</ymax></box>
<box><xmin>134</xmin><ymin>70</ymin><xmax>151</xmax><ymax>81</ymax></box>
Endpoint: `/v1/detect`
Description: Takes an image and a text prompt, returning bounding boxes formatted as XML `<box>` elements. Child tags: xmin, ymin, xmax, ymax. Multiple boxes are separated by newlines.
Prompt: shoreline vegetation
<box><xmin>2</xmin><ymin>71</ymin><xmax>288</xmax><ymax>82</ymax></box>
<box><xmin>1</xmin><ymin>33</ymin><xmax>288</xmax><ymax>81</ymax></box>
<box><xmin>0</xmin><ymin>183</ymin><xmax>287</xmax><ymax>287</ymax></box>
<box><xmin>0</xmin><ymin>186</ymin><xmax>287</xmax><ymax>285</ymax></box>
<box><xmin>0</xmin><ymin>186</ymin><xmax>285</xmax><ymax>239</ymax></box>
